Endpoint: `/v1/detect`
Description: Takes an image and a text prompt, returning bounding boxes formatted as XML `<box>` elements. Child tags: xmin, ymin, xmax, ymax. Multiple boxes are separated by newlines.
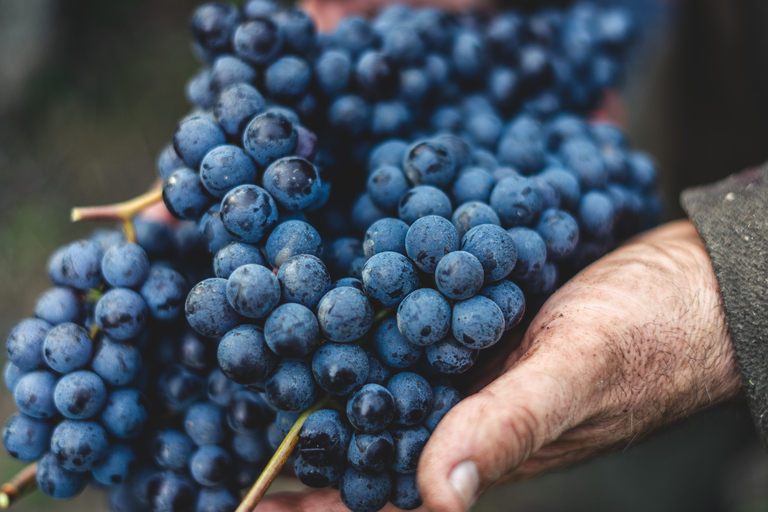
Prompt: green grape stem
<box><xmin>236</xmin><ymin>394</ymin><xmax>332</xmax><ymax>512</ymax></box>
<box><xmin>0</xmin><ymin>463</ymin><xmax>38</xmax><ymax>509</ymax></box>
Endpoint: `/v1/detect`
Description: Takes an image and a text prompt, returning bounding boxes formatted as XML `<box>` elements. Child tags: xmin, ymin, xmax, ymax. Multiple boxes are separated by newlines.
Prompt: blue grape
<box><xmin>451</xmin><ymin>201</ymin><xmax>502</xmax><ymax>239</ymax></box>
<box><xmin>184</xmin><ymin>402</ymin><xmax>226</xmax><ymax>446</ymax></box>
<box><xmin>545</xmin><ymin>114</ymin><xmax>589</xmax><ymax>150</ymax></box>
<box><xmin>478</xmin><ymin>280</ymin><xmax>526</xmax><ymax>331</ymax></box>
<box><xmin>264</xmin><ymin>303</ymin><xmax>319</xmax><ymax>357</ymax></box>
<box><xmin>241</xmin><ymin>112</ymin><xmax>298</xmax><ymax>168</ymax></box>
<box><xmin>328</xmin><ymin>95</ymin><xmax>371</xmax><ymax>136</ymax></box>
<box><xmin>233</xmin><ymin>18</ymin><xmax>284</xmax><ymax>65</ymax></box>
<box><xmin>42</xmin><ymin>322</ymin><xmax>91</xmax><ymax>373</ymax></box>
<box><xmin>196</xmin><ymin>486</ymin><xmax>239</xmax><ymax>512</ymax></box>
<box><xmin>382</xmin><ymin>25</ymin><xmax>424</xmax><ymax>65</ymax></box>
<box><xmin>452</xmin><ymin>295</ymin><xmax>505</xmax><ymax>349</ymax></box>
<box><xmin>37</xmin><ymin>452</ymin><xmax>88</xmax><ymax>499</ymax></box>
<box><xmin>426</xmin><ymin>334</ymin><xmax>479</xmax><ymax>374</ymax></box>
<box><xmin>466</xmin><ymin>113</ymin><xmax>503</xmax><ymax>149</ymax></box>
<box><xmin>298</xmin><ymin>409</ymin><xmax>351</xmax><ymax>466</ymax></box>
<box><xmin>461</xmin><ymin>223</ymin><xmax>518</xmax><ymax>283</ymax></box>
<box><xmin>214</xmin><ymin>242</ymin><xmax>266</xmax><ymax>279</ymax></box>
<box><xmin>100</xmin><ymin>388</ymin><xmax>147</xmax><ymax>439</ymax></box>
<box><xmin>152</xmin><ymin>429</ymin><xmax>195</xmax><ymax>470</ymax></box>
<box><xmin>273</xmin><ymin>8</ymin><xmax>315</xmax><ymax>55</ymax></box>
<box><xmin>233</xmin><ymin>431</ymin><xmax>269</xmax><ymax>463</ymax></box>
<box><xmin>628</xmin><ymin>152</ymin><xmax>657</xmax><ymax>191</ymax></box>
<box><xmin>262</xmin><ymin>157</ymin><xmax>321</xmax><ymax>211</ymax></box>
<box><xmin>490</xmin><ymin>176</ymin><xmax>544</xmax><ymax>227</ymax></box>
<box><xmin>334</xmin><ymin>17</ymin><xmax>378</xmax><ymax>55</ymax></box>
<box><xmin>190</xmin><ymin>3</ymin><xmax>240</xmax><ymax>55</ymax></box>
<box><xmin>54</xmin><ymin>370</ymin><xmax>107</xmax><ymax>419</ymax></box>
<box><xmin>402</xmin><ymin>140</ymin><xmax>456</xmax><ymax>188</ymax></box>
<box><xmin>3</xmin><ymin>413</ymin><xmax>52</xmax><ymax>461</ymax></box>
<box><xmin>265</xmin><ymin>56</ymin><xmax>311</xmax><ymax>100</ymax></box>
<box><xmin>347</xmin><ymin>383</ymin><xmax>395</xmax><ymax>433</ymax></box>
<box><xmin>391</xmin><ymin>473</ymin><xmax>423</xmax><ymax>510</ymax></box>
<box><xmin>352</xmin><ymin>193</ymin><xmax>388</xmax><ymax>234</ymax></box>
<box><xmin>387</xmin><ymin>372</ymin><xmax>432</xmax><ymax>425</ymax></box>
<box><xmin>213</xmin><ymin>83</ymin><xmax>265</xmax><ymax>138</ymax></box>
<box><xmin>326</xmin><ymin>238</ymin><xmax>364</xmax><ymax>279</ymax></box>
<box><xmin>157</xmin><ymin>365</ymin><xmax>205</xmax><ymax>413</ymax></box>
<box><xmin>198</xmin><ymin>205</ymin><xmax>236</xmax><ymax>254</ymax></box>
<box><xmin>173</xmin><ymin>115</ymin><xmax>226</xmax><ymax>169</ymax></box>
<box><xmin>101</xmin><ymin>242</ymin><xmax>150</xmax><ymax>289</ymax></box>
<box><xmin>423</xmin><ymin>385</ymin><xmax>462</xmax><ymax>432</ymax></box>
<box><xmin>405</xmin><ymin>215</ymin><xmax>459</xmax><ymax>273</ymax></box>
<box><xmin>146</xmin><ymin>471</ymin><xmax>198</xmax><ymax>512</ymax></box>
<box><xmin>560</xmin><ymin>138</ymin><xmax>608</xmax><ymax>190</ymax></box>
<box><xmin>95</xmin><ymin>288</ymin><xmax>148</xmax><ymax>341</ymax></box>
<box><xmin>226</xmin><ymin>263</ymin><xmax>280</xmax><ymax>318</ymax></box>
<box><xmin>3</xmin><ymin>361</ymin><xmax>24</xmax><ymax>393</ymax></box>
<box><xmin>218</xmin><ymin>324</ymin><xmax>277</xmax><ymax>385</ymax></box>
<box><xmin>186</xmin><ymin>278</ymin><xmax>243</xmax><ymax>337</ymax></box>
<box><xmin>339</xmin><ymin>469</ymin><xmax>392</xmax><ymax>512</ymax></box>
<box><xmin>368</xmin><ymin>140</ymin><xmax>408</xmax><ymax>172</ymax></box>
<box><xmin>51</xmin><ymin>419</ymin><xmax>109</xmax><ymax>471</ymax></box>
<box><xmin>34</xmin><ymin>286</ymin><xmax>85</xmax><ymax>325</ymax></box>
<box><xmin>451</xmin><ymin>167</ymin><xmax>495</xmax><ymax>205</ymax></box>
<box><xmin>348</xmin><ymin>431</ymin><xmax>394</xmax><ymax>474</ymax></box>
<box><xmin>371</xmin><ymin>101</ymin><xmax>412</xmax><ymax>138</ymax></box>
<box><xmin>472</xmin><ymin>148</ymin><xmax>499</xmax><ymax>170</ymax></box>
<box><xmin>535</xmin><ymin>208</ymin><xmax>580</xmax><ymax>260</ymax></box>
<box><xmin>5</xmin><ymin>318</ymin><xmax>51</xmax><ymax>372</ymax></box>
<box><xmin>163</xmin><ymin>168</ymin><xmax>215</xmax><ymax>221</ymax></box>
<box><xmin>363</xmin><ymin>218</ymin><xmax>409</xmax><ymax>258</ymax></box>
<box><xmin>315</xmin><ymin>49</ymin><xmax>352</xmax><ymax>96</ymax></box>
<box><xmin>312</xmin><ymin>343</ymin><xmax>369</xmax><ymax>396</ymax></box>
<box><xmin>133</xmin><ymin>218</ymin><xmax>175</xmax><ymax>259</ymax></box>
<box><xmin>397</xmin><ymin>288</ymin><xmax>451</xmax><ymax>347</ymax></box>
<box><xmin>579</xmin><ymin>191</ymin><xmax>615</xmax><ymax>237</ymax></box>
<box><xmin>265</xmin><ymin>359</ymin><xmax>318</xmax><ymax>412</ymax></box>
<box><xmin>190</xmin><ymin>445</ymin><xmax>231</xmax><ymax>486</ymax></box>
<box><xmin>362</xmin><ymin>252</ymin><xmax>419</xmax><ymax>307</ymax></box>
<box><xmin>435</xmin><ymin>251</ymin><xmax>484</xmax><ymax>300</ymax></box>
<box><xmin>398</xmin><ymin>186</ymin><xmax>452</xmax><ymax>225</ymax></box>
<box><xmin>209</xmin><ymin>55</ymin><xmax>256</xmax><ymax>93</ymax></box>
<box><xmin>265</xmin><ymin>220</ymin><xmax>322</xmax><ymax>268</ymax></box>
<box><xmin>355</xmin><ymin>50</ymin><xmax>398</xmax><ymax>98</ymax></box>
<box><xmin>452</xmin><ymin>30</ymin><xmax>487</xmax><ymax>77</ymax></box>
<box><xmin>199</xmin><ymin>145</ymin><xmax>258</xmax><ymax>199</ymax></box>
<box><xmin>48</xmin><ymin>240</ymin><xmax>103</xmax><ymax>290</ymax></box>
<box><xmin>365</xmin><ymin>351</ymin><xmax>392</xmax><ymax>386</ymax></box>
<box><xmin>293</xmin><ymin>455</ymin><xmax>344</xmax><ymax>488</ymax></box>
<box><xmin>92</xmin><ymin>444</ymin><xmax>136</xmax><ymax>486</ymax></box>
<box><xmin>373</xmin><ymin>318</ymin><xmax>422</xmax><ymax>369</ymax></box>
<box><xmin>206</xmin><ymin>368</ymin><xmax>242</xmax><ymax>407</ymax></box>
<box><xmin>141</xmin><ymin>266</ymin><xmax>188</xmax><ymax>321</ymax></box>
<box><xmin>399</xmin><ymin>67</ymin><xmax>430</xmax><ymax>103</ymax></box>
<box><xmin>157</xmin><ymin>143</ymin><xmax>185</xmax><ymax>181</ymax></box>
<box><xmin>316</xmin><ymin>286</ymin><xmax>373</xmax><ymax>343</ymax></box>
<box><xmin>277</xmin><ymin>254</ymin><xmax>331</xmax><ymax>309</ymax></box>
<box><xmin>14</xmin><ymin>370</ymin><xmax>57</xmax><ymax>418</ymax></box>
<box><xmin>227</xmin><ymin>389</ymin><xmax>273</xmax><ymax>433</ymax></box>
<box><xmin>507</xmin><ymin>227</ymin><xmax>547</xmax><ymax>279</ymax></box>
<box><xmin>220</xmin><ymin>184</ymin><xmax>278</xmax><ymax>244</ymax></box>
<box><xmin>91</xmin><ymin>337</ymin><xmax>142</xmax><ymax>387</ymax></box>
<box><xmin>431</xmin><ymin>105</ymin><xmax>462</xmax><ymax>132</ymax></box>
<box><xmin>390</xmin><ymin>425</ymin><xmax>430</xmax><ymax>474</ymax></box>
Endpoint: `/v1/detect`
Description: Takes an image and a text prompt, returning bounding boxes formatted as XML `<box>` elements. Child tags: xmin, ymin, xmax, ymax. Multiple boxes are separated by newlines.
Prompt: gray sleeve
<box><xmin>680</xmin><ymin>165</ymin><xmax>768</xmax><ymax>444</ymax></box>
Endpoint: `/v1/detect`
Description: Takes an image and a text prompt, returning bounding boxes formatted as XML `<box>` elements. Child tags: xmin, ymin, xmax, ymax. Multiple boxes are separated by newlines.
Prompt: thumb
<box><xmin>417</xmin><ymin>340</ymin><xmax>596</xmax><ymax>512</ymax></box>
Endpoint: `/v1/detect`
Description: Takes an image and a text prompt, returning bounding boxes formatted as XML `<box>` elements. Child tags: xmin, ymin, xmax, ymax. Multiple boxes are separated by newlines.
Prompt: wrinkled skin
<box><xmin>256</xmin><ymin>221</ymin><xmax>743</xmax><ymax>512</ymax></box>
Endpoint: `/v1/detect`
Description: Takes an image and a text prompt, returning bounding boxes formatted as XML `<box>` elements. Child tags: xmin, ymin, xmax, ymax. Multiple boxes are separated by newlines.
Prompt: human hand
<box><xmin>255</xmin><ymin>220</ymin><xmax>743</xmax><ymax>512</ymax></box>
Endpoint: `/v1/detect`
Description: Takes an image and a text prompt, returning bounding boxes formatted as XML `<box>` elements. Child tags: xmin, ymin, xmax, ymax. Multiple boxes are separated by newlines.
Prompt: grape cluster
<box><xmin>2</xmin><ymin>2</ymin><xmax>658</xmax><ymax>512</ymax></box>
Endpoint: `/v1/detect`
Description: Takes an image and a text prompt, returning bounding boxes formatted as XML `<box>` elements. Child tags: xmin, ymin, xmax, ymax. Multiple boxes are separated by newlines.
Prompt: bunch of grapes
<box><xmin>1</xmin><ymin>2</ymin><xmax>659</xmax><ymax>512</ymax></box>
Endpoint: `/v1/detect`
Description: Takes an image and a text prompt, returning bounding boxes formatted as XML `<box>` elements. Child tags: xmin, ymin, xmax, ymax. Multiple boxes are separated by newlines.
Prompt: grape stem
<box><xmin>0</xmin><ymin>463</ymin><xmax>38</xmax><ymax>509</ymax></box>
<box><xmin>70</xmin><ymin>181</ymin><xmax>163</xmax><ymax>242</ymax></box>
<box><xmin>236</xmin><ymin>394</ymin><xmax>332</xmax><ymax>512</ymax></box>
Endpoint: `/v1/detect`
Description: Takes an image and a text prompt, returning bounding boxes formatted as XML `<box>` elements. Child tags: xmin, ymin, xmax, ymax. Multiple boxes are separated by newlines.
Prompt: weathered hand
<box><xmin>256</xmin><ymin>220</ymin><xmax>742</xmax><ymax>512</ymax></box>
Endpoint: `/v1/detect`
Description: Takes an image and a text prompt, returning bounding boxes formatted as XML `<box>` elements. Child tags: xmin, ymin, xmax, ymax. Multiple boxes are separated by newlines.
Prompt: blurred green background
<box><xmin>1</xmin><ymin>0</ymin><xmax>768</xmax><ymax>511</ymax></box>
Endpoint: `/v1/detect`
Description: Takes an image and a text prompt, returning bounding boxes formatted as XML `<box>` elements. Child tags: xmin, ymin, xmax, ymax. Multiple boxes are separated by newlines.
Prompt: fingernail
<box><xmin>449</xmin><ymin>460</ymin><xmax>480</xmax><ymax>511</ymax></box>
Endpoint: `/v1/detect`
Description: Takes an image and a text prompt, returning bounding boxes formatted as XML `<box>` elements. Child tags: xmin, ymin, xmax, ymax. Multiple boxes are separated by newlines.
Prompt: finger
<box><xmin>417</xmin><ymin>332</ymin><xmax>601</xmax><ymax>512</ymax></box>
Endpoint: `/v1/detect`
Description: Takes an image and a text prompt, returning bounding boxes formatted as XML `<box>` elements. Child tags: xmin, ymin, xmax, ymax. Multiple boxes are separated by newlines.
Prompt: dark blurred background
<box><xmin>1</xmin><ymin>0</ymin><xmax>768</xmax><ymax>510</ymax></box>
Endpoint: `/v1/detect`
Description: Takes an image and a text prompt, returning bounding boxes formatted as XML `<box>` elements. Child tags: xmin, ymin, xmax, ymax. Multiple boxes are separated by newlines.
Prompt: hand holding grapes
<box><xmin>256</xmin><ymin>220</ymin><xmax>743</xmax><ymax>512</ymax></box>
